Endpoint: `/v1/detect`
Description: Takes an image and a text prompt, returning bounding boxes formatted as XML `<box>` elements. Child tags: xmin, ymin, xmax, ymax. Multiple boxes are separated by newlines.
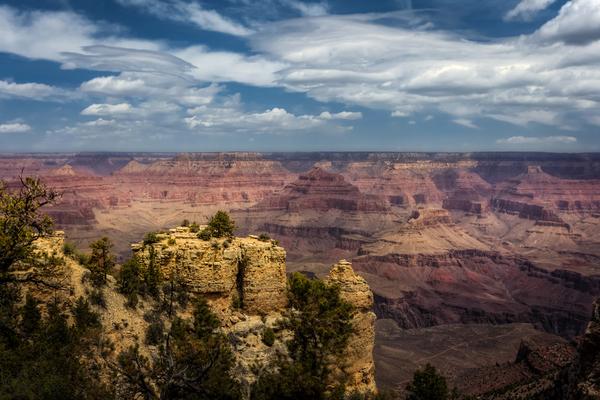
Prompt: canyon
<box><xmin>2</xmin><ymin>151</ymin><xmax>600</xmax><ymax>395</ymax></box>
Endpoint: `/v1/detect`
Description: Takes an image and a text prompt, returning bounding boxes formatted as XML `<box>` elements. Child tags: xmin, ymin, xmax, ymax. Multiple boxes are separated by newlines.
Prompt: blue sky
<box><xmin>1</xmin><ymin>0</ymin><xmax>599</xmax><ymax>152</ymax></box>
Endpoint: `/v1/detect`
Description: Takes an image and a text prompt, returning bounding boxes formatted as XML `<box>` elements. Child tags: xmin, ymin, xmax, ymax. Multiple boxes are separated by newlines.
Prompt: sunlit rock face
<box><xmin>326</xmin><ymin>260</ymin><xmax>377</xmax><ymax>395</ymax></box>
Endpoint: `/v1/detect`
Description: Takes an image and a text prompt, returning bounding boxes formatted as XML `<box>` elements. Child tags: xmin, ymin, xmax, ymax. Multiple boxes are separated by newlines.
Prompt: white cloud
<box><xmin>452</xmin><ymin>118</ymin><xmax>479</xmax><ymax>129</ymax></box>
<box><xmin>0</xmin><ymin>123</ymin><xmax>31</xmax><ymax>133</ymax></box>
<box><xmin>281</xmin><ymin>0</ymin><xmax>329</xmax><ymax>16</ymax></box>
<box><xmin>174</xmin><ymin>46</ymin><xmax>285</xmax><ymax>87</ymax></box>
<box><xmin>505</xmin><ymin>0</ymin><xmax>557</xmax><ymax>21</ymax></box>
<box><xmin>184</xmin><ymin>94</ymin><xmax>359</xmax><ymax>133</ymax></box>
<box><xmin>81</xmin><ymin>118</ymin><xmax>115</xmax><ymax>127</ymax></box>
<box><xmin>496</xmin><ymin>135</ymin><xmax>577</xmax><ymax>144</ymax></box>
<box><xmin>0</xmin><ymin>80</ymin><xmax>65</xmax><ymax>100</ymax></box>
<box><xmin>318</xmin><ymin>111</ymin><xmax>362</xmax><ymax>120</ymax></box>
<box><xmin>535</xmin><ymin>0</ymin><xmax>600</xmax><ymax>44</ymax></box>
<box><xmin>81</xmin><ymin>103</ymin><xmax>133</xmax><ymax>116</ymax></box>
<box><xmin>116</xmin><ymin>0</ymin><xmax>253</xmax><ymax>36</ymax></box>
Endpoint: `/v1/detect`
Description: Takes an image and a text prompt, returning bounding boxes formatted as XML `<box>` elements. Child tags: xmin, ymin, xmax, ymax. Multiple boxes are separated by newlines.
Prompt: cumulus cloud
<box><xmin>535</xmin><ymin>0</ymin><xmax>600</xmax><ymax>44</ymax></box>
<box><xmin>0</xmin><ymin>80</ymin><xmax>65</xmax><ymax>100</ymax></box>
<box><xmin>505</xmin><ymin>0</ymin><xmax>557</xmax><ymax>21</ymax></box>
<box><xmin>247</xmin><ymin>9</ymin><xmax>600</xmax><ymax>130</ymax></box>
<box><xmin>0</xmin><ymin>123</ymin><xmax>31</xmax><ymax>133</ymax></box>
<box><xmin>183</xmin><ymin>94</ymin><xmax>359</xmax><ymax>133</ymax></box>
<box><xmin>81</xmin><ymin>103</ymin><xmax>133</xmax><ymax>116</ymax></box>
<box><xmin>496</xmin><ymin>135</ymin><xmax>577</xmax><ymax>144</ymax></box>
<box><xmin>116</xmin><ymin>0</ymin><xmax>253</xmax><ymax>36</ymax></box>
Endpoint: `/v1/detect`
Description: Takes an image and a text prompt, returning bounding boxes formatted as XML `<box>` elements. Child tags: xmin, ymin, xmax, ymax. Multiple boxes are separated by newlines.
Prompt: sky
<box><xmin>0</xmin><ymin>0</ymin><xmax>600</xmax><ymax>152</ymax></box>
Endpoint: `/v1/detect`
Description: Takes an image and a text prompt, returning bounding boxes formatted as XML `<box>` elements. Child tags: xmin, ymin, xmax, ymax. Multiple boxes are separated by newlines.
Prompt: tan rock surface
<box><xmin>326</xmin><ymin>260</ymin><xmax>377</xmax><ymax>394</ymax></box>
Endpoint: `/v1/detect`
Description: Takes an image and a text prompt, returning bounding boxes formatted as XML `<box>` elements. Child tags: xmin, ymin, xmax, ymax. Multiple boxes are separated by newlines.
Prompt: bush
<box><xmin>182</xmin><ymin>219</ymin><xmax>190</xmax><ymax>227</ymax></box>
<box><xmin>72</xmin><ymin>296</ymin><xmax>100</xmax><ymax>331</ymax></box>
<box><xmin>76</xmin><ymin>252</ymin><xmax>90</xmax><ymax>266</ymax></box>
<box><xmin>205</xmin><ymin>211</ymin><xmax>236</xmax><ymax>238</ymax></box>
<box><xmin>145</xmin><ymin>320</ymin><xmax>164</xmax><ymax>345</ymax></box>
<box><xmin>87</xmin><ymin>237</ymin><xmax>115</xmax><ymax>287</ymax></box>
<box><xmin>143</xmin><ymin>232</ymin><xmax>159</xmax><ymax>246</ymax></box>
<box><xmin>262</xmin><ymin>327</ymin><xmax>275</xmax><ymax>347</ymax></box>
<box><xmin>62</xmin><ymin>242</ymin><xmax>77</xmax><ymax>257</ymax></box>
<box><xmin>258</xmin><ymin>233</ymin><xmax>270</xmax><ymax>242</ymax></box>
<box><xmin>406</xmin><ymin>364</ymin><xmax>449</xmax><ymax>400</ymax></box>
<box><xmin>167</xmin><ymin>238</ymin><xmax>176</xmax><ymax>246</ymax></box>
<box><xmin>118</xmin><ymin>257</ymin><xmax>143</xmax><ymax>308</ymax></box>
<box><xmin>198</xmin><ymin>229</ymin><xmax>211</xmax><ymax>241</ymax></box>
<box><xmin>189</xmin><ymin>222</ymin><xmax>200</xmax><ymax>233</ymax></box>
<box><xmin>89</xmin><ymin>289</ymin><xmax>106</xmax><ymax>309</ymax></box>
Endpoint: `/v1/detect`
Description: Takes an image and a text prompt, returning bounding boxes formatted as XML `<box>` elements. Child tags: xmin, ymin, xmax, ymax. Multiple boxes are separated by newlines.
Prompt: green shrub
<box><xmin>198</xmin><ymin>229</ymin><xmax>211</xmax><ymax>241</ymax></box>
<box><xmin>145</xmin><ymin>320</ymin><xmax>164</xmax><ymax>345</ymax></box>
<box><xmin>189</xmin><ymin>222</ymin><xmax>200</xmax><ymax>233</ymax></box>
<box><xmin>87</xmin><ymin>237</ymin><xmax>115</xmax><ymax>287</ymax></box>
<box><xmin>205</xmin><ymin>211</ymin><xmax>236</xmax><ymax>238</ymax></box>
<box><xmin>258</xmin><ymin>233</ymin><xmax>270</xmax><ymax>242</ymax></box>
<box><xmin>89</xmin><ymin>289</ymin><xmax>106</xmax><ymax>309</ymax></box>
<box><xmin>182</xmin><ymin>219</ymin><xmax>190</xmax><ymax>227</ymax></box>
<box><xmin>62</xmin><ymin>242</ymin><xmax>77</xmax><ymax>257</ymax></box>
<box><xmin>406</xmin><ymin>364</ymin><xmax>449</xmax><ymax>400</ymax></box>
<box><xmin>118</xmin><ymin>257</ymin><xmax>143</xmax><ymax>308</ymax></box>
<box><xmin>143</xmin><ymin>232</ymin><xmax>159</xmax><ymax>245</ymax></box>
<box><xmin>72</xmin><ymin>296</ymin><xmax>101</xmax><ymax>331</ymax></box>
<box><xmin>167</xmin><ymin>238</ymin><xmax>176</xmax><ymax>246</ymax></box>
<box><xmin>262</xmin><ymin>327</ymin><xmax>275</xmax><ymax>347</ymax></box>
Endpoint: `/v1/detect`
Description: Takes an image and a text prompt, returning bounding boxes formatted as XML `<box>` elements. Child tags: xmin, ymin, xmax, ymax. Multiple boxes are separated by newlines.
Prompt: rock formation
<box><xmin>131</xmin><ymin>228</ymin><xmax>377</xmax><ymax>395</ymax></box>
<box><xmin>326</xmin><ymin>260</ymin><xmax>377</xmax><ymax>394</ymax></box>
<box><xmin>132</xmin><ymin>227</ymin><xmax>288</xmax><ymax>315</ymax></box>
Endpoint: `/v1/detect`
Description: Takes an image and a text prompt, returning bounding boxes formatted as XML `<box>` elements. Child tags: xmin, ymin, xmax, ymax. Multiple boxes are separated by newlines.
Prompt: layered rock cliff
<box><xmin>326</xmin><ymin>260</ymin><xmax>377</xmax><ymax>394</ymax></box>
<box><xmin>130</xmin><ymin>227</ymin><xmax>378</xmax><ymax>395</ymax></box>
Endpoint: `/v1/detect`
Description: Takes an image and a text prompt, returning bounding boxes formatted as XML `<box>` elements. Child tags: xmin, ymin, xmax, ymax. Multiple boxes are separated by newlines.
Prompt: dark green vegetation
<box><xmin>198</xmin><ymin>210</ymin><xmax>236</xmax><ymax>240</ymax></box>
<box><xmin>250</xmin><ymin>273</ymin><xmax>356</xmax><ymax>400</ymax></box>
<box><xmin>118</xmin><ymin>298</ymin><xmax>240</xmax><ymax>399</ymax></box>
<box><xmin>0</xmin><ymin>177</ymin><xmax>111</xmax><ymax>399</ymax></box>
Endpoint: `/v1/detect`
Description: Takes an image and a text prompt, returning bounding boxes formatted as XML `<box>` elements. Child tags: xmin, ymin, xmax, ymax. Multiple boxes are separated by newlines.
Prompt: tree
<box><xmin>117</xmin><ymin>297</ymin><xmax>240</xmax><ymax>399</ymax></box>
<box><xmin>118</xmin><ymin>256</ymin><xmax>144</xmax><ymax>307</ymax></box>
<box><xmin>88</xmin><ymin>237</ymin><xmax>115</xmax><ymax>287</ymax></box>
<box><xmin>200</xmin><ymin>211</ymin><xmax>236</xmax><ymax>239</ymax></box>
<box><xmin>251</xmin><ymin>273</ymin><xmax>355</xmax><ymax>400</ymax></box>
<box><xmin>0</xmin><ymin>176</ymin><xmax>58</xmax><ymax>278</ymax></box>
<box><xmin>406</xmin><ymin>364</ymin><xmax>449</xmax><ymax>400</ymax></box>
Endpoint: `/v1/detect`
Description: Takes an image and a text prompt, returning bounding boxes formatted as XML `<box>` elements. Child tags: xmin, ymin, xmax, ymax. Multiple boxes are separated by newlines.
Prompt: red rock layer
<box><xmin>254</xmin><ymin>167</ymin><xmax>390</xmax><ymax>213</ymax></box>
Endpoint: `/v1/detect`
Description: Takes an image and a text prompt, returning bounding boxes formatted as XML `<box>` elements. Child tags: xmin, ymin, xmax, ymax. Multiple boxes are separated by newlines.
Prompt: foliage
<box><xmin>0</xmin><ymin>296</ymin><xmax>111</xmax><ymax>399</ymax></box>
<box><xmin>0</xmin><ymin>176</ymin><xmax>58</xmax><ymax>276</ymax></box>
<box><xmin>143</xmin><ymin>232</ymin><xmax>160</xmax><ymax>245</ymax></box>
<box><xmin>72</xmin><ymin>296</ymin><xmax>101</xmax><ymax>332</ymax></box>
<box><xmin>118</xmin><ymin>256</ymin><xmax>143</xmax><ymax>308</ymax></box>
<box><xmin>202</xmin><ymin>211</ymin><xmax>236</xmax><ymax>239</ymax></box>
<box><xmin>87</xmin><ymin>237</ymin><xmax>115</xmax><ymax>287</ymax></box>
<box><xmin>88</xmin><ymin>288</ymin><xmax>106</xmax><ymax>309</ymax></box>
<box><xmin>145</xmin><ymin>320</ymin><xmax>164</xmax><ymax>346</ymax></box>
<box><xmin>144</xmin><ymin>246</ymin><xmax>161</xmax><ymax>299</ymax></box>
<box><xmin>258</xmin><ymin>233</ymin><xmax>271</xmax><ymax>242</ymax></box>
<box><xmin>181</xmin><ymin>219</ymin><xmax>190</xmax><ymax>227</ymax></box>
<box><xmin>251</xmin><ymin>273</ymin><xmax>355</xmax><ymax>400</ymax></box>
<box><xmin>62</xmin><ymin>242</ymin><xmax>77</xmax><ymax>257</ymax></box>
<box><xmin>198</xmin><ymin>229</ymin><xmax>211</xmax><ymax>241</ymax></box>
<box><xmin>189</xmin><ymin>222</ymin><xmax>200</xmax><ymax>233</ymax></box>
<box><xmin>117</xmin><ymin>297</ymin><xmax>240</xmax><ymax>399</ymax></box>
<box><xmin>262</xmin><ymin>327</ymin><xmax>275</xmax><ymax>347</ymax></box>
<box><xmin>167</xmin><ymin>238</ymin><xmax>176</xmax><ymax>246</ymax></box>
<box><xmin>406</xmin><ymin>364</ymin><xmax>449</xmax><ymax>400</ymax></box>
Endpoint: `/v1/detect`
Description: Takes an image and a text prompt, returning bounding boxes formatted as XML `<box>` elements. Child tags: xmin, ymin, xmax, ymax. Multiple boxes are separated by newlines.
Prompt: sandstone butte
<box><xmin>33</xmin><ymin>227</ymin><xmax>378</xmax><ymax>397</ymax></box>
